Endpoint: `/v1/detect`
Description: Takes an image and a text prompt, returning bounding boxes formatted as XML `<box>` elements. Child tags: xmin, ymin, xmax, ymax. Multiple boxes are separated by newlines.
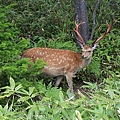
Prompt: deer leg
<box><xmin>55</xmin><ymin>76</ymin><xmax>63</xmax><ymax>87</ymax></box>
<box><xmin>65</xmin><ymin>72</ymin><xmax>74</xmax><ymax>93</ymax></box>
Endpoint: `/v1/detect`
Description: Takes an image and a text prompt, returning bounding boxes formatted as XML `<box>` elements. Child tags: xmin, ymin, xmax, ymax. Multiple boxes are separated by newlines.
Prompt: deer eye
<box><xmin>88</xmin><ymin>51</ymin><xmax>91</xmax><ymax>52</ymax></box>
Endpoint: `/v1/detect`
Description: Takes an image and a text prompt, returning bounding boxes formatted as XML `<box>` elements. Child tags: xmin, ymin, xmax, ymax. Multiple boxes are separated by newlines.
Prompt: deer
<box><xmin>21</xmin><ymin>20</ymin><xmax>113</xmax><ymax>93</ymax></box>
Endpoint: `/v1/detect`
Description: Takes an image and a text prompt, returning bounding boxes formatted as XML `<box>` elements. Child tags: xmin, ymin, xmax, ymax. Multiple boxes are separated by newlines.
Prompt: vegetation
<box><xmin>0</xmin><ymin>0</ymin><xmax>120</xmax><ymax>119</ymax></box>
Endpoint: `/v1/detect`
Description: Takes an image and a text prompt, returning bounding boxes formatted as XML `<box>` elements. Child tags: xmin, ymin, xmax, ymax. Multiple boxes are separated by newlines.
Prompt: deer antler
<box><xmin>74</xmin><ymin>20</ymin><xmax>86</xmax><ymax>46</ymax></box>
<box><xmin>91</xmin><ymin>18</ymin><xmax>114</xmax><ymax>47</ymax></box>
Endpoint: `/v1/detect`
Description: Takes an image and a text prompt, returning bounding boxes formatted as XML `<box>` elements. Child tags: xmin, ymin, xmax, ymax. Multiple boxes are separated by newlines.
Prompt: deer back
<box><xmin>22</xmin><ymin>47</ymin><xmax>83</xmax><ymax>76</ymax></box>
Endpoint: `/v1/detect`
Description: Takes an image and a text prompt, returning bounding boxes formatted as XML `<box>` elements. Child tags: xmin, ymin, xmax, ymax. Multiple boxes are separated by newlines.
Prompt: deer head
<box><xmin>74</xmin><ymin>19</ymin><xmax>113</xmax><ymax>60</ymax></box>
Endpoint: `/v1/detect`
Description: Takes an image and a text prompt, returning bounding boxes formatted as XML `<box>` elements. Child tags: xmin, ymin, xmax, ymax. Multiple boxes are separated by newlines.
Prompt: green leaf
<box><xmin>107</xmin><ymin>89</ymin><xmax>115</xmax><ymax>99</ymax></box>
<box><xmin>28</xmin><ymin>87</ymin><xmax>35</xmax><ymax>96</ymax></box>
<box><xmin>53</xmin><ymin>108</ymin><xmax>60</xmax><ymax>115</ymax></box>
<box><xmin>61</xmin><ymin>108</ymin><xmax>69</xmax><ymax>119</ymax></box>
<box><xmin>98</xmin><ymin>102</ymin><xmax>103</xmax><ymax>113</ymax></box>
<box><xmin>67</xmin><ymin>89</ymin><xmax>75</xmax><ymax>99</ymax></box>
<box><xmin>27</xmin><ymin>104</ymin><xmax>39</xmax><ymax>119</ymax></box>
<box><xmin>107</xmin><ymin>56</ymin><xmax>111</xmax><ymax>62</ymax></box>
<box><xmin>18</xmin><ymin>96</ymin><xmax>30</xmax><ymax>102</ymax></box>
<box><xmin>59</xmin><ymin>91</ymin><xmax>64</xmax><ymax>102</ymax></box>
<box><xmin>4</xmin><ymin>103</ymin><xmax>8</xmax><ymax>112</ymax></box>
<box><xmin>59</xmin><ymin>102</ymin><xmax>69</xmax><ymax>109</ymax></box>
<box><xmin>75</xmin><ymin>110</ymin><xmax>83</xmax><ymax>120</ymax></box>
<box><xmin>9</xmin><ymin>77</ymin><xmax>15</xmax><ymax>90</ymax></box>
<box><xmin>31</xmin><ymin>93</ymin><xmax>39</xmax><ymax>98</ymax></box>
<box><xmin>15</xmin><ymin>84</ymin><xmax>22</xmax><ymax>91</ymax></box>
<box><xmin>20</xmin><ymin>89</ymin><xmax>29</xmax><ymax>95</ymax></box>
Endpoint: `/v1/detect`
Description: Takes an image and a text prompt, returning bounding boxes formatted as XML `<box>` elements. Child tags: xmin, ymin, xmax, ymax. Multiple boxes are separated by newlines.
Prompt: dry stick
<box><xmin>90</xmin><ymin>0</ymin><xmax>101</xmax><ymax>40</ymax></box>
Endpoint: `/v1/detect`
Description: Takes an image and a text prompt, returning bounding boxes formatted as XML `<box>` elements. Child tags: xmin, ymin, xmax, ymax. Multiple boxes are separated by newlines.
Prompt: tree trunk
<box><xmin>74</xmin><ymin>0</ymin><xmax>89</xmax><ymax>43</ymax></box>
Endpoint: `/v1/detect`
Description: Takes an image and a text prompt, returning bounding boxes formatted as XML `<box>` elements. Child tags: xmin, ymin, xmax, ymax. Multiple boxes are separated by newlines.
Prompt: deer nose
<box><xmin>81</xmin><ymin>55</ymin><xmax>84</xmax><ymax>59</ymax></box>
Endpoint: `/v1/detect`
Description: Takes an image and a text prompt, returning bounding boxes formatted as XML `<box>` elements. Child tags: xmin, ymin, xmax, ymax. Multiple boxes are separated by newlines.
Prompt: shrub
<box><xmin>0</xmin><ymin>77</ymin><xmax>119</xmax><ymax>119</ymax></box>
<box><xmin>0</xmin><ymin>5</ymin><xmax>46</xmax><ymax>87</ymax></box>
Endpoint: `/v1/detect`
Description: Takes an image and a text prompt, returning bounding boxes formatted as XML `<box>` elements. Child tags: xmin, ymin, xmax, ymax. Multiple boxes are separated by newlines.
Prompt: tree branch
<box><xmin>90</xmin><ymin>0</ymin><xmax>101</xmax><ymax>40</ymax></box>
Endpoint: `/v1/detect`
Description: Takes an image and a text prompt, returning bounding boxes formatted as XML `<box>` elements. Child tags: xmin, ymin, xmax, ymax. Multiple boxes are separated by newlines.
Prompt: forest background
<box><xmin>0</xmin><ymin>0</ymin><xmax>120</xmax><ymax>119</ymax></box>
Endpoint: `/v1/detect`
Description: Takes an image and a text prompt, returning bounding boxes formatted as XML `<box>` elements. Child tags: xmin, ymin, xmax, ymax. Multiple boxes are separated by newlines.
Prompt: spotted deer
<box><xmin>22</xmin><ymin>20</ymin><xmax>113</xmax><ymax>93</ymax></box>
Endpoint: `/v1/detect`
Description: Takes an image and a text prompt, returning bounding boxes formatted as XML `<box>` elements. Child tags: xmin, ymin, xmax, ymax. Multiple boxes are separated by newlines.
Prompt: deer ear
<box><xmin>92</xmin><ymin>43</ymin><xmax>98</xmax><ymax>50</ymax></box>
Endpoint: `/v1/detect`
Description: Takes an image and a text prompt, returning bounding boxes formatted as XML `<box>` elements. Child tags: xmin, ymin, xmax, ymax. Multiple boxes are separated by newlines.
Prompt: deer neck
<box><xmin>81</xmin><ymin>56</ymin><xmax>92</xmax><ymax>68</ymax></box>
<box><xmin>85</xmin><ymin>57</ymin><xmax>92</xmax><ymax>66</ymax></box>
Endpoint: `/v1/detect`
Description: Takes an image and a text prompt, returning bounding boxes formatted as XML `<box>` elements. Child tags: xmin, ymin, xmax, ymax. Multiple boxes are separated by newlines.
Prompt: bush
<box><xmin>0</xmin><ymin>77</ymin><xmax>119</xmax><ymax>119</ymax></box>
<box><xmin>0</xmin><ymin>5</ymin><xmax>46</xmax><ymax>87</ymax></box>
<box><xmin>0</xmin><ymin>0</ymin><xmax>74</xmax><ymax>40</ymax></box>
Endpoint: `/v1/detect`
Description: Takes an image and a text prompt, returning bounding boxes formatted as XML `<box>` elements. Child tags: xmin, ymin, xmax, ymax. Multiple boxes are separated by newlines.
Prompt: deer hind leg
<box><xmin>55</xmin><ymin>76</ymin><xmax>64</xmax><ymax>87</ymax></box>
<box><xmin>65</xmin><ymin>72</ymin><xmax>74</xmax><ymax>93</ymax></box>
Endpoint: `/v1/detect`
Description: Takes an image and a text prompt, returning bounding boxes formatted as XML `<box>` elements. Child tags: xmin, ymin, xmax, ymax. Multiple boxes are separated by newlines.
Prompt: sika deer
<box><xmin>22</xmin><ymin>20</ymin><xmax>113</xmax><ymax>93</ymax></box>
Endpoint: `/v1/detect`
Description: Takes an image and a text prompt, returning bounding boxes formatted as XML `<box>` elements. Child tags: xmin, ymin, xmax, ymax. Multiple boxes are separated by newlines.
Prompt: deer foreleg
<box><xmin>55</xmin><ymin>76</ymin><xmax>64</xmax><ymax>87</ymax></box>
<box><xmin>65</xmin><ymin>72</ymin><xmax>74</xmax><ymax>93</ymax></box>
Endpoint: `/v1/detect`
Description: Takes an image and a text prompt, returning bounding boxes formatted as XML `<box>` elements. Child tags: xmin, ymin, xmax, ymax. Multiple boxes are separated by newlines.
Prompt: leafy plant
<box><xmin>0</xmin><ymin>77</ymin><xmax>120</xmax><ymax>119</ymax></box>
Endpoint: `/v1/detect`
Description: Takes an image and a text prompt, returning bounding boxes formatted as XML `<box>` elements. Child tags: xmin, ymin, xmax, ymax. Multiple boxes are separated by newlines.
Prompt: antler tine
<box><xmin>74</xmin><ymin>20</ymin><xmax>86</xmax><ymax>46</ymax></box>
<box><xmin>91</xmin><ymin>20</ymin><xmax>113</xmax><ymax>47</ymax></box>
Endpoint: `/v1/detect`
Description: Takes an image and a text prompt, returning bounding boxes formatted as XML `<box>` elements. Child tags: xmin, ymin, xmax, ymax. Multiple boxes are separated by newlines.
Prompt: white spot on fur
<box><xmin>37</xmin><ymin>50</ymin><xmax>39</xmax><ymax>54</ymax></box>
<box><xmin>40</xmin><ymin>52</ymin><xmax>42</xmax><ymax>55</ymax></box>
